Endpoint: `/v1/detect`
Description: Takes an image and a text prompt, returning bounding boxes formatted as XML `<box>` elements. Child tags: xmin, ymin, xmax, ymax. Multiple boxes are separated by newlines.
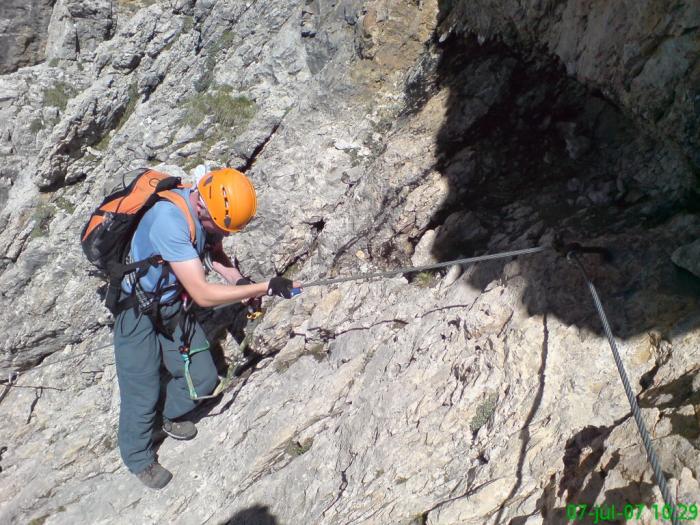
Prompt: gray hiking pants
<box><xmin>114</xmin><ymin>303</ymin><xmax>217</xmax><ymax>474</ymax></box>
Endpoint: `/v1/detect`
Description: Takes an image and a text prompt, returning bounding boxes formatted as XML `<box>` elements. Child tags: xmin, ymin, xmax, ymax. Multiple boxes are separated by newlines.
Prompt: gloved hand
<box><xmin>267</xmin><ymin>276</ymin><xmax>295</xmax><ymax>299</ymax></box>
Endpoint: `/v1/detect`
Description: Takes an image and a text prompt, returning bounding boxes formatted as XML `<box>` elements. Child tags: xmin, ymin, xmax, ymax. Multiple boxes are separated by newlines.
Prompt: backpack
<box><xmin>81</xmin><ymin>168</ymin><xmax>196</xmax><ymax>314</ymax></box>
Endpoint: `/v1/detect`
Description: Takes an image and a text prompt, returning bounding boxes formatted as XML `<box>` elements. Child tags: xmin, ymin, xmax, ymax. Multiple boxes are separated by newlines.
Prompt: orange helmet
<box><xmin>197</xmin><ymin>168</ymin><xmax>257</xmax><ymax>232</ymax></box>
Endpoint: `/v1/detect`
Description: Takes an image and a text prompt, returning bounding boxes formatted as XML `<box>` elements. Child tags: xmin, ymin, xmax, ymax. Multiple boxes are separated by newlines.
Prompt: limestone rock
<box><xmin>439</xmin><ymin>0</ymin><xmax>700</xmax><ymax>169</ymax></box>
<box><xmin>45</xmin><ymin>0</ymin><xmax>115</xmax><ymax>62</ymax></box>
<box><xmin>0</xmin><ymin>0</ymin><xmax>698</xmax><ymax>523</ymax></box>
<box><xmin>0</xmin><ymin>0</ymin><xmax>55</xmax><ymax>74</ymax></box>
<box><xmin>672</xmin><ymin>239</ymin><xmax>700</xmax><ymax>278</ymax></box>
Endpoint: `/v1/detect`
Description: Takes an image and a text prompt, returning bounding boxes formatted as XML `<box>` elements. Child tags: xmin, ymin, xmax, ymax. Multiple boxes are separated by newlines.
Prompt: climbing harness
<box><xmin>180</xmin><ymin>304</ymin><xmax>266</xmax><ymax>401</ymax></box>
<box><xmin>565</xmin><ymin>246</ymin><xmax>680</xmax><ymax>525</ymax></box>
<box><xmin>176</xmin><ymin>294</ymin><xmax>215</xmax><ymax>401</ymax></box>
<box><xmin>246</xmin><ymin>308</ymin><xmax>263</xmax><ymax>321</ymax></box>
<box><xmin>177</xmin><ymin>291</ymin><xmax>259</xmax><ymax>401</ymax></box>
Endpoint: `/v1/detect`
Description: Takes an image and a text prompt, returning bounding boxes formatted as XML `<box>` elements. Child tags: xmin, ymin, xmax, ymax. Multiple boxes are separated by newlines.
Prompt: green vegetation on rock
<box><xmin>30</xmin><ymin>203</ymin><xmax>55</xmax><ymax>238</ymax></box>
<box><xmin>180</xmin><ymin>86</ymin><xmax>256</xmax><ymax>168</ymax></box>
<box><xmin>413</xmin><ymin>271</ymin><xmax>438</xmax><ymax>288</ymax></box>
<box><xmin>286</xmin><ymin>438</ymin><xmax>313</xmax><ymax>457</ymax></box>
<box><xmin>470</xmin><ymin>392</ymin><xmax>498</xmax><ymax>433</ymax></box>
<box><xmin>116</xmin><ymin>0</ymin><xmax>157</xmax><ymax>13</ymax></box>
<box><xmin>181</xmin><ymin>15</ymin><xmax>195</xmax><ymax>34</ymax></box>
<box><xmin>117</xmin><ymin>82</ymin><xmax>140</xmax><ymax>131</ymax></box>
<box><xmin>194</xmin><ymin>30</ymin><xmax>235</xmax><ymax>92</ymax></box>
<box><xmin>54</xmin><ymin>196</ymin><xmax>76</xmax><ymax>214</ymax></box>
<box><xmin>42</xmin><ymin>82</ymin><xmax>76</xmax><ymax>111</ymax></box>
<box><xmin>183</xmin><ymin>88</ymin><xmax>255</xmax><ymax>129</ymax></box>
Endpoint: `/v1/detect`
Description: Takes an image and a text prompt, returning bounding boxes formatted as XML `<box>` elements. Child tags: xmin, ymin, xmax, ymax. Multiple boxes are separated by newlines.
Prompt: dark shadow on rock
<box><xmin>223</xmin><ymin>505</ymin><xmax>279</xmax><ymax>525</ymax></box>
<box><xmin>558</xmin><ymin>421</ymin><xmax>625</xmax><ymax>502</ymax></box>
<box><xmin>514</xmin><ymin>477</ymin><xmax>658</xmax><ymax>525</ymax></box>
<box><xmin>509</xmin><ymin>474</ymin><xmax>559</xmax><ymax>525</ymax></box>
<box><xmin>640</xmin><ymin>369</ymin><xmax>700</xmax><ymax>411</ymax></box>
<box><xmin>546</xmin><ymin>479</ymin><xmax>658</xmax><ymax>525</ymax></box>
<box><xmin>189</xmin><ymin>350</ymin><xmax>263</xmax><ymax>423</ymax></box>
<box><xmin>639</xmin><ymin>368</ymin><xmax>700</xmax><ymax>444</ymax></box>
<box><xmin>148</xmin><ymin>303</ymin><xmax>265</xmax><ymax>445</ymax></box>
<box><xmin>505</xmin><ymin>369</ymin><xmax>635</xmax><ymax>524</ymax></box>
<box><xmin>508</xmin><ymin>418</ymin><xmax>659</xmax><ymax>524</ymax></box>
<box><xmin>494</xmin><ymin>311</ymin><xmax>549</xmax><ymax>524</ymax></box>
<box><xmin>196</xmin><ymin>303</ymin><xmax>250</xmax><ymax>352</ymax></box>
<box><xmin>394</xmin><ymin>17</ymin><xmax>700</xmax><ymax>339</ymax></box>
<box><xmin>151</xmin><ymin>352</ymin><xmax>260</xmax><ymax>453</ymax></box>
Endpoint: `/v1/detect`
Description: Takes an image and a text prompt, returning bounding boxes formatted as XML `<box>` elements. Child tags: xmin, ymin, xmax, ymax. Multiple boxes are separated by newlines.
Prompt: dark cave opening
<box><xmin>401</xmin><ymin>33</ymin><xmax>700</xmax><ymax>339</ymax></box>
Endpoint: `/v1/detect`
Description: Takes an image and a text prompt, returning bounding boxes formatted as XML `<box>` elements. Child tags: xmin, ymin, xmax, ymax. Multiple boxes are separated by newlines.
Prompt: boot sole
<box><xmin>162</xmin><ymin>428</ymin><xmax>197</xmax><ymax>441</ymax></box>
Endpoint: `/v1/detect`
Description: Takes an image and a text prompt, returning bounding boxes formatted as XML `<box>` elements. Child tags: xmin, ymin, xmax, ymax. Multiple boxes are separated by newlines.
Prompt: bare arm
<box><xmin>170</xmin><ymin>258</ymin><xmax>267</xmax><ymax>307</ymax></box>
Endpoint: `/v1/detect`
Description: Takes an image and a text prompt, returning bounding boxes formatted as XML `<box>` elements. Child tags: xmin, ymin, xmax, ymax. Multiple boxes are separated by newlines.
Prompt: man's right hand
<box><xmin>266</xmin><ymin>277</ymin><xmax>301</xmax><ymax>299</ymax></box>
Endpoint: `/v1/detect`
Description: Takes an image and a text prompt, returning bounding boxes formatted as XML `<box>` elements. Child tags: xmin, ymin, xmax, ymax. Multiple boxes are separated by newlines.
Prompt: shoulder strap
<box><xmin>158</xmin><ymin>189</ymin><xmax>196</xmax><ymax>243</ymax></box>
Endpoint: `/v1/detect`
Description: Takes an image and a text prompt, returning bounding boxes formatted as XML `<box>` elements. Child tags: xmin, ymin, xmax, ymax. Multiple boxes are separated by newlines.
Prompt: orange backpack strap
<box><xmin>159</xmin><ymin>189</ymin><xmax>196</xmax><ymax>243</ymax></box>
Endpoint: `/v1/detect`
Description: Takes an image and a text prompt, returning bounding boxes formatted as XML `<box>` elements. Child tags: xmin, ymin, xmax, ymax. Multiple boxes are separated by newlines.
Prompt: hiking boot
<box><xmin>136</xmin><ymin>462</ymin><xmax>172</xmax><ymax>489</ymax></box>
<box><xmin>162</xmin><ymin>417</ymin><xmax>197</xmax><ymax>440</ymax></box>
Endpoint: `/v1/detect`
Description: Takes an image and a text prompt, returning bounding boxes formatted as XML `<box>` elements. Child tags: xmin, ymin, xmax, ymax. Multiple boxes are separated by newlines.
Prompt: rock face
<box><xmin>45</xmin><ymin>0</ymin><xmax>115</xmax><ymax>62</ymax></box>
<box><xmin>0</xmin><ymin>0</ymin><xmax>56</xmax><ymax>74</ymax></box>
<box><xmin>438</xmin><ymin>0</ymin><xmax>700</xmax><ymax>171</ymax></box>
<box><xmin>0</xmin><ymin>1</ymin><xmax>698</xmax><ymax>524</ymax></box>
<box><xmin>673</xmin><ymin>240</ymin><xmax>700</xmax><ymax>279</ymax></box>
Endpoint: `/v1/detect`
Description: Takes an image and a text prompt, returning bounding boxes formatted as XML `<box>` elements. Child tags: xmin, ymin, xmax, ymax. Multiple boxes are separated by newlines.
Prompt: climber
<box><xmin>112</xmin><ymin>167</ymin><xmax>301</xmax><ymax>489</ymax></box>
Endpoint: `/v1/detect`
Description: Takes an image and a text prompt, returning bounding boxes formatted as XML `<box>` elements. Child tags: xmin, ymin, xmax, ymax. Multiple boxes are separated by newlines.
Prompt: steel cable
<box><xmin>568</xmin><ymin>251</ymin><xmax>679</xmax><ymax>525</ymax></box>
<box><xmin>300</xmin><ymin>246</ymin><xmax>547</xmax><ymax>288</ymax></box>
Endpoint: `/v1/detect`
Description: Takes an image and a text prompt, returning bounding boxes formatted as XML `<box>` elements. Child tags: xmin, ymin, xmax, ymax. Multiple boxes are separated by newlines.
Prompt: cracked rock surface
<box><xmin>0</xmin><ymin>1</ymin><xmax>698</xmax><ymax>524</ymax></box>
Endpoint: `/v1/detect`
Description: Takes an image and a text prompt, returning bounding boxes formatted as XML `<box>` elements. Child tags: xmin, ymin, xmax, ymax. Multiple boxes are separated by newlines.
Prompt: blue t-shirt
<box><xmin>121</xmin><ymin>188</ymin><xmax>206</xmax><ymax>301</ymax></box>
